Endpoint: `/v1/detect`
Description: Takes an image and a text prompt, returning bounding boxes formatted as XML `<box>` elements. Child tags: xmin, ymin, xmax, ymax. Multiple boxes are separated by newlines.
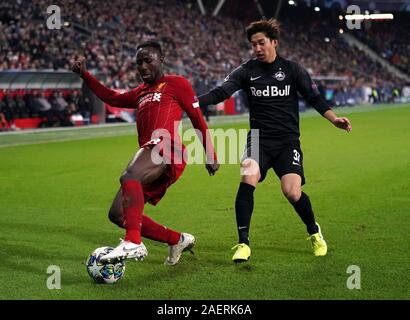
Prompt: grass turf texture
<box><xmin>0</xmin><ymin>104</ymin><xmax>409</xmax><ymax>299</ymax></box>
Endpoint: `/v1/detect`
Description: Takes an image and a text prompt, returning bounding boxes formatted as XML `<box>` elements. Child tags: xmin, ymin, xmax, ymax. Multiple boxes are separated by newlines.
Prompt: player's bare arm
<box><xmin>204</xmin><ymin>133</ymin><xmax>220</xmax><ymax>176</ymax></box>
<box><xmin>324</xmin><ymin>109</ymin><xmax>352</xmax><ymax>132</ymax></box>
<box><xmin>176</xmin><ymin>77</ymin><xmax>220</xmax><ymax>177</ymax></box>
<box><xmin>71</xmin><ymin>57</ymin><xmax>135</xmax><ymax>108</ymax></box>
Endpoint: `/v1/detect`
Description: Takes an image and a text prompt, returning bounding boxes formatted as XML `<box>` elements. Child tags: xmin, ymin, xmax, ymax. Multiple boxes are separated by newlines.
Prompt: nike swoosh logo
<box><xmin>250</xmin><ymin>76</ymin><xmax>262</xmax><ymax>81</ymax></box>
<box><xmin>238</xmin><ymin>226</ymin><xmax>248</xmax><ymax>230</ymax></box>
<box><xmin>292</xmin><ymin>161</ymin><xmax>301</xmax><ymax>166</ymax></box>
<box><xmin>122</xmin><ymin>246</ymin><xmax>139</xmax><ymax>252</ymax></box>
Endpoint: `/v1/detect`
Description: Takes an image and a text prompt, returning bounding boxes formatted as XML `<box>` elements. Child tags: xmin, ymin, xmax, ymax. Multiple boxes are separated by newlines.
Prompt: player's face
<box><xmin>250</xmin><ymin>32</ymin><xmax>277</xmax><ymax>63</ymax></box>
<box><xmin>136</xmin><ymin>48</ymin><xmax>164</xmax><ymax>83</ymax></box>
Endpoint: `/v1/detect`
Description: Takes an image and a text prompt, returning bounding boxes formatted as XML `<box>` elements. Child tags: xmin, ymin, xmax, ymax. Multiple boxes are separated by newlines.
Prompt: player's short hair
<box><xmin>246</xmin><ymin>18</ymin><xmax>281</xmax><ymax>42</ymax></box>
<box><xmin>137</xmin><ymin>41</ymin><xmax>163</xmax><ymax>56</ymax></box>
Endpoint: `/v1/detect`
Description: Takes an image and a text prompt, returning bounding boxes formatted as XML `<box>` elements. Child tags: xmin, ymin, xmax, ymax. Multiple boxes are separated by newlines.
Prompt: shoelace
<box><xmin>307</xmin><ymin>234</ymin><xmax>317</xmax><ymax>241</ymax></box>
<box><xmin>231</xmin><ymin>244</ymin><xmax>247</xmax><ymax>250</ymax></box>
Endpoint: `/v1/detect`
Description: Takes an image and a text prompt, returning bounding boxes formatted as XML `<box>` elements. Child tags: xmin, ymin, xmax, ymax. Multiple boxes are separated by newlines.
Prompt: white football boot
<box><xmin>100</xmin><ymin>239</ymin><xmax>147</xmax><ymax>262</ymax></box>
<box><xmin>164</xmin><ymin>233</ymin><xmax>195</xmax><ymax>266</ymax></box>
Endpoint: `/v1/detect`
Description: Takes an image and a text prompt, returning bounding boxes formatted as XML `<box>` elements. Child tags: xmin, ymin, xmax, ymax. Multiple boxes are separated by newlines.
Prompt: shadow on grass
<box><xmin>0</xmin><ymin>220</ymin><xmax>117</xmax><ymax>245</ymax></box>
<box><xmin>0</xmin><ymin>221</ymin><xmax>118</xmax><ymax>276</ymax></box>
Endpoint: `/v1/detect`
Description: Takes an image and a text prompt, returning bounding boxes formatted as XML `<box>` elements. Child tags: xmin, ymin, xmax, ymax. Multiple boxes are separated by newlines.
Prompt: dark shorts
<box><xmin>241</xmin><ymin>136</ymin><xmax>306</xmax><ymax>185</ymax></box>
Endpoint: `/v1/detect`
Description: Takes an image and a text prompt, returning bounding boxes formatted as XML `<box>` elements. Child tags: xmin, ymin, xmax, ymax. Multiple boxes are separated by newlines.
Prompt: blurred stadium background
<box><xmin>0</xmin><ymin>0</ymin><xmax>409</xmax><ymax>130</ymax></box>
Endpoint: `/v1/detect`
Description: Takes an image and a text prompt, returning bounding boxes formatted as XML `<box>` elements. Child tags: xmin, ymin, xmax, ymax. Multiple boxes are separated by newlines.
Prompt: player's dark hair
<box><xmin>246</xmin><ymin>18</ymin><xmax>281</xmax><ymax>42</ymax></box>
<box><xmin>137</xmin><ymin>41</ymin><xmax>163</xmax><ymax>56</ymax></box>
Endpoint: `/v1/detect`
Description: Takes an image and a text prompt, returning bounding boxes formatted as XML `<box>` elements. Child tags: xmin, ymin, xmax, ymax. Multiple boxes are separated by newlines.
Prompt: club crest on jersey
<box><xmin>274</xmin><ymin>71</ymin><xmax>286</xmax><ymax>81</ymax></box>
<box><xmin>153</xmin><ymin>93</ymin><xmax>162</xmax><ymax>102</ymax></box>
<box><xmin>156</xmin><ymin>82</ymin><xmax>166</xmax><ymax>90</ymax></box>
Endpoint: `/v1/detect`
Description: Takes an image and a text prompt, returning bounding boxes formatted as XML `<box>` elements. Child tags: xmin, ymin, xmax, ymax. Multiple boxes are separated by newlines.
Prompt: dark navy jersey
<box><xmin>199</xmin><ymin>55</ymin><xmax>331</xmax><ymax>140</ymax></box>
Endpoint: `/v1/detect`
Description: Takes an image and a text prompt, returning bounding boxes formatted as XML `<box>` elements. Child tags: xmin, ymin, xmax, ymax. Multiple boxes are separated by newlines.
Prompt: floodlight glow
<box><xmin>345</xmin><ymin>13</ymin><xmax>394</xmax><ymax>20</ymax></box>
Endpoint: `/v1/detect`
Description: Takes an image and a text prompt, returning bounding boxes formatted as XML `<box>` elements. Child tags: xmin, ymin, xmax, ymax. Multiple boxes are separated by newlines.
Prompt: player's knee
<box><xmin>120</xmin><ymin>171</ymin><xmax>141</xmax><ymax>185</ymax></box>
<box><xmin>282</xmin><ymin>186</ymin><xmax>301</xmax><ymax>203</ymax></box>
<box><xmin>119</xmin><ymin>172</ymin><xmax>130</xmax><ymax>185</ymax></box>
<box><xmin>241</xmin><ymin>174</ymin><xmax>259</xmax><ymax>186</ymax></box>
<box><xmin>240</xmin><ymin>158</ymin><xmax>260</xmax><ymax>186</ymax></box>
<box><xmin>120</xmin><ymin>168</ymin><xmax>161</xmax><ymax>185</ymax></box>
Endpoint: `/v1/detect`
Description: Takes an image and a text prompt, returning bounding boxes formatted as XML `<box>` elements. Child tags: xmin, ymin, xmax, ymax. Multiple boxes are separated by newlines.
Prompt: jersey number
<box><xmin>293</xmin><ymin>149</ymin><xmax>301</xmax><ymax>163</ymax></box>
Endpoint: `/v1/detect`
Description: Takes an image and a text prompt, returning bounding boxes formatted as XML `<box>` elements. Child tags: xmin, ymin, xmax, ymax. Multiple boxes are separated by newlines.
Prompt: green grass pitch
<box><xmin>0</xmin><ymin>104</ymin><xmax>409</xmax><ymax>300</ymax></box>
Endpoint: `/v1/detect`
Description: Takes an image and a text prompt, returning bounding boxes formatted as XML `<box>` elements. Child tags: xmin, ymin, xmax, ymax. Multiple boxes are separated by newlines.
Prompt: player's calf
<box><xmin>108</xmin><ymin>209</ymin><xmax>125</xmax><ymax>228</ymax></box>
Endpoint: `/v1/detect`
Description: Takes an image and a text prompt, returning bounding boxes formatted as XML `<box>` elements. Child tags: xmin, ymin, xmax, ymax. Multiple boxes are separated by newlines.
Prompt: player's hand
<box><xmin>71</xmin><ymin>57</ymin><xmax>87</xmax><ymax>76</ymax></box>
<box><xmin>332</xmin><ymin>117</ymin><xmax>352</xmax><ymax>132</ymax></box>
<box><xmin>206</xmin><ymin>161</ymin><xmax>220</xmax><ymax>176</ymax></box>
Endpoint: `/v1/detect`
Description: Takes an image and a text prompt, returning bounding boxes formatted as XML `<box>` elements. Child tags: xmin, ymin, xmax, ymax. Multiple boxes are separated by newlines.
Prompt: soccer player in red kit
<box><xmin>72</xmin><ymin>41</ymin><xmax>219</xmax><ymax>265</ymax></box>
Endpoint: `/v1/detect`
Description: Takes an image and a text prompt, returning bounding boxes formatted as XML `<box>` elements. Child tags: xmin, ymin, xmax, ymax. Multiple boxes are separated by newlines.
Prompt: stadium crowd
<box><xmin>352</xmin><ymin>17</ymin><xmax>410</xmax><ymax>75</ymax></box>
<box><xmin>0</xmin><ymin>89</ymin><xmax>91</xmax><ymax>130</ymax></box>
<box><xmin>0</xmin><ymin>0</ymin><xmax>408</xmax><ymax>129</ymax></box>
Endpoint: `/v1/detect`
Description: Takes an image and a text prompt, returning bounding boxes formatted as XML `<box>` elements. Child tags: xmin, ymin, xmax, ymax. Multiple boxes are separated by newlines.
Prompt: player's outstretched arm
<box><xmin>293</xmin><ymin>62</ymin><xmax>352</xmax><ymax>132</ymax></box>
<box><xmin>187</xmin><ymin>102</ymin><xmax>220</xmax><ymax>176</ymax></box>
<box><xmin>71</xmin><ymin>57</ymin><xmax>135</xmax><ymax>108</ymax></box>
<box><xmin>198</xmin><ymin>66</ymin><xmax>245</xmax><ymax>108</ymax></box>
<box><xmin>176</xmin><ymin>77</ymin><xmax>220</xmax><ymax>176</ymax></box>
<box><xmin>323</xmin><ymin>109</ymin><xmax>352</xmax><ymax>132</ymax></box>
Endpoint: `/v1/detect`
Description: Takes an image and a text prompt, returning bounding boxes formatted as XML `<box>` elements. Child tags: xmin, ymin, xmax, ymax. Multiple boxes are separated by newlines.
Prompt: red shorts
<box><xmin>141</xmin><ymin>138</ymin><xmax>186</xmax><ymax>205</ymax></box>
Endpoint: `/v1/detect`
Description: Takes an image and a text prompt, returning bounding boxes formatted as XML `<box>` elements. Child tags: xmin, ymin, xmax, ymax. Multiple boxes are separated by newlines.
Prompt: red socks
<box><xmin>141</xmin><ymin>214</ymin><xmax>181</xmax><ymax>245</ymax></box>
<box><xmin>122</xmin><ymin>180</ymin><xmax>144</xmax><ymax>244</ymax></box>
<box><xmin>121</xmin><ymin>179</ymin><xmax>181</xmax><ymax>246</ymax></box>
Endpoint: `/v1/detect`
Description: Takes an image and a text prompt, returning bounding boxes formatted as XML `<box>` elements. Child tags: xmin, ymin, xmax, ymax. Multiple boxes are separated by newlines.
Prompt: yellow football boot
<box><xmin>307</xmin><ymin>223</ymin><xmax>327</xmax><ymax>256</ymax></box>
<box><xmin>231</xmin><ymin>243</ymin><xmax>251</xmax><ymax>263</ymax></box>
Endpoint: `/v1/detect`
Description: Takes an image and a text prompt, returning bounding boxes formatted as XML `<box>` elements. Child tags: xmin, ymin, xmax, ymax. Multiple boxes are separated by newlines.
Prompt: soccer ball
<box><xmin>86</xmin><ymin>246</ymin><xmax>126</xmax><ymax>284</ymax></box>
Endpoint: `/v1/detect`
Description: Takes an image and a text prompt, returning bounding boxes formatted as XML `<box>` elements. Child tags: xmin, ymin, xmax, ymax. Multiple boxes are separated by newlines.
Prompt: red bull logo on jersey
<box><xmin>250</xmin><ymin>85</ymin><xmax>290</xmax><ymax>97</ymax></box>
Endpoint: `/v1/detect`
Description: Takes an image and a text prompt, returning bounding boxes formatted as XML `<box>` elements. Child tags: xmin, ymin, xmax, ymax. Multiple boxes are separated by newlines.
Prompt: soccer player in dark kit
<box><xmin>72</xmin><ymin>41</ymin><xmax>219</xmax><ymax>265</ymax></box>
<box><xmin>199</xmin><ymin>19</ymin><xmax>352</xmax><ymax>263</ymax></box>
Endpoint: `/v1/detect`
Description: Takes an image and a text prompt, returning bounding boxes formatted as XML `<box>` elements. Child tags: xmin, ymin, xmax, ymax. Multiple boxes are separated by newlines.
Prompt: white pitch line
<box><xmin>0</xmin><ymin>128</ymin><xmax>137</xmax><ymax>148</ymax></box>
<box><xmin>0</xmin><ymin>104</ymin><xmax>408</xmax><ymax>148</ymax></box>
<box><xmin>0</xmin><ymin>122</ymin><xmax>134</xmax><ymax>136</ymax></box>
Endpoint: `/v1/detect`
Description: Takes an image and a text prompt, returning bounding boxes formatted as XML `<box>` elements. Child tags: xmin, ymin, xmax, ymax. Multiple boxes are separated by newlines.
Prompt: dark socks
<box><xmin>235</xmin><ymin>182</ymin><xmax>255</xmax><ymax>245</ymax></box>
<box><xmin>291</xmin><ymin>192</ymin><xmax>318</xmax><ymax>235</ymax></box>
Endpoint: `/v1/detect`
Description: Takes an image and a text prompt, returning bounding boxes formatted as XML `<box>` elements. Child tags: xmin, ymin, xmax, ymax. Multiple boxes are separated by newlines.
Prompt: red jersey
<box><xmin>81</xmin><ymin>72</ymin><xmax>216</xmax><ymax>163</ymax></box>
